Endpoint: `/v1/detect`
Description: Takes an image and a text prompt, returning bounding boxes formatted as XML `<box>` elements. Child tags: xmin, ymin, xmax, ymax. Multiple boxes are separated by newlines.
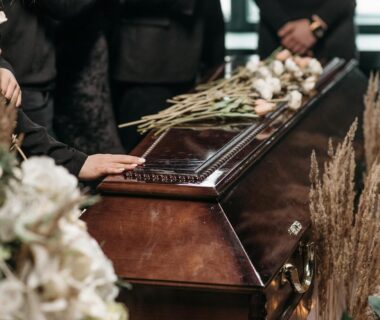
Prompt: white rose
<box><xmin>0</xmin><ymin>12</ymin><xmax>7</xmax><ymax>25</ymax></box>
<box><xmin>256</xmin><ymin>66</ymin><xmax>272</xmax><ymax>79</ymax></box>
<box><xmin>21</xmin><ymin>157</ymin><xmax>79</xmax><ymax>203</ymax></box>
<box><xmin>307</xmin><ymin>58</ymin><xmax>323</xmax><ymax>76</ymax></box>
<box><xmin>285</xmin><ymin>58</ymin><xmax>301</xmax><ymax>74</ymax></box>
<box><xmin>271</xmin><ymin>60</ymin><xmax>284</xmax><ymax>76</ymax></box>
<box><xmin>288</xmin><ymin>90</ymin><xmax>303</xmax><ymax>110</ymax></box>
<box><xmin>302</xmin><ymin>76</ymin><xmax>317</xmax><ymax>93</ymax></box>
<box><xmin>0</xmin><ymin>190</ymin><xmax>25</xmax><ymax>242</ymax></box>
<box><xmin>267</xmin><ymin>77</ymin><xmax>282</xmax><ymax>94</ymax></box>
<box><xmin>0</xmin><ymin>278</ymin><xmax>24</xmax><ymax>318</ymax></box>
<box><xmin>246</xmin><ymin>57</ymin><xmax>260</xmax><ymax>73</ymax></box>
<box><xmin>252</xmin><ymin>79</ymin><xmax>273</xmax><ymax>101</ymax></box>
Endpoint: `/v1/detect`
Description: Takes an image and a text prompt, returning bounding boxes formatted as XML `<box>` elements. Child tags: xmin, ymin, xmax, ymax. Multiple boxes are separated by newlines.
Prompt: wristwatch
<box><xmin>309</xmin><ymin>15</ymin><xmax>327</xmax><ymax>39</ymax></box>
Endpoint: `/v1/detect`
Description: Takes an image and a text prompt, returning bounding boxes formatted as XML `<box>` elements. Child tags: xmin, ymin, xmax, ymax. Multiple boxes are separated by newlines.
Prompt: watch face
<box><xmin>314</xmin><ymin>27</ymin><xmax>325</xmax><ymax>39</ymax></box>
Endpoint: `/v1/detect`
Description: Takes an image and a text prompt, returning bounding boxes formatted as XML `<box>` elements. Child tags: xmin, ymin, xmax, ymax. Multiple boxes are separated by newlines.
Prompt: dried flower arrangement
<box><xmin>0</xmin><ymin>101</ymin><xmax>127</xmax><ymax>319</ymax></box>
<box><xmin>118</xmin><ymin>49</ymin><xmax>323</xmax><ymax>135</ymax></box>
<box><xmin>310</xmin><ymin>117</ymin><xmax>380</xmax><ymax>319</ymax></box>
<box><xmin>364</xmin><ymin>73</ymin><xmax>380</xmax><ymax>170</ymax></box>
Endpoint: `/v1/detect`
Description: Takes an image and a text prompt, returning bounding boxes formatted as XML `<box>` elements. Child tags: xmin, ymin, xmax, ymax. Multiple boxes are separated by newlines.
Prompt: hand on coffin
<box><xmin>278</xmin><ymin>19</ymin><xmax>317</xmax><ymax>55</ymax></box>
<box><xmin>79</xmin><ymin>154</ymin><xmax>146</xmax><ymax>181</ymax></box>
<box><xmin>0</xmin><ymin>68</ymin><xmax>22</xmax><ymax>107</ymax></box>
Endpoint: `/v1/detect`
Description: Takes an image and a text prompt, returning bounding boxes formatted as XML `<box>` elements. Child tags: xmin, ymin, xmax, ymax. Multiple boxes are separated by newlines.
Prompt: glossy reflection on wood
<box><xmin>82</xmin><ymin>60</ymin><xmax>367</xmax><ymax>319</ymax></box>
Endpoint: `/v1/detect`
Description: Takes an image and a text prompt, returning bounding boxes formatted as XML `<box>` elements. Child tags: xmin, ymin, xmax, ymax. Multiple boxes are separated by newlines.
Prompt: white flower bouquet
<box><xmin>0</xmin><ymin>148</ymin><xmax>127</xmax><ymax>320</ymax></box>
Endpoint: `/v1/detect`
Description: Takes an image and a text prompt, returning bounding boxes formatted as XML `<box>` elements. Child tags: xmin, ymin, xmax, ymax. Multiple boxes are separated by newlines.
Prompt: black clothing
<box><xmin>255</xmin><ymin>0</ymin><xmax>357</xmax><ymax>60</ymax></box>
<box><xmin>111</xmin><ymin>0</ymin><xmax>225</xmax><ymax>83</ymax></box>
<box><xmin>114</xmin><ymin>81</ymin><xmax>194</xmax><ymax>151</ymax></box>
<box><xmin>0</xmin><ymin>0</ymin><xmax>96</xmax><ymax>134</ymax></box>
<box><xmin>0</xmin><ymin>56</ymin><xmax>87</xmax><ymax>176</ymax></box>
<box><xmin>16</xmin><ymin>110</ymin><xmax>87</xmax><ymax>176</ymax></box>
<box><xmin>0</xmin><ymin>0</ymin><xmax>95</xmax><ymax>87</ymax></box>
<box><xmin>111</xmin><ymin>0</ymin><xmax>225</xmax><ymax>151</ymax></box>
<box><xmin>22</xmin><ymin>90</ymin><xmax>55</xmax><ymax>136</ymax></box>
<box><xmin>54</xmin><ymin>5</ymin><xmax>125</xmax><ymax>154</ymax></box>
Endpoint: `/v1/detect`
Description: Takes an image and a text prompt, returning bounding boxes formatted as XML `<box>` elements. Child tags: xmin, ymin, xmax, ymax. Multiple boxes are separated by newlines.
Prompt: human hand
<box><xmin>0</xmin><ymin>68</ymin><xmax>22</xmax><ymax>107</ymax></box>
<box><xmin>278</xmin><ymin>19</ymin><xmax>317</xmax><ymax>55</ymax></box>
<box><xmin>78</xmin><ymin>154</ymin><xmax>146</xmax><ymax>181</ymax></box>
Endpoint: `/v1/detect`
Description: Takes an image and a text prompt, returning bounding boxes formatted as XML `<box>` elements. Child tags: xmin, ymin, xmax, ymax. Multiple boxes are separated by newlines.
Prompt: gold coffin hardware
<box><xmin>281</xmin><ymin>243</ymin><xmax>315</xmax><ymax>294</ymax></box>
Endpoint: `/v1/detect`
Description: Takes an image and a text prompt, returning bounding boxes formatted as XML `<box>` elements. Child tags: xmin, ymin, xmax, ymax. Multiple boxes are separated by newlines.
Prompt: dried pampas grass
<box><xmin>310</xmin><ymin>117</ymin><xmax>380</xmax><ymax>319</ymax></box>
<box><xmin>364</xmin><ymin>72</ymin><xmax>380</xmax><ymax>170</ymax></box>
<box><xmin>310</xmin><ymin>120</ymin><xmax>357</xmax><ymax>319</ymax></box>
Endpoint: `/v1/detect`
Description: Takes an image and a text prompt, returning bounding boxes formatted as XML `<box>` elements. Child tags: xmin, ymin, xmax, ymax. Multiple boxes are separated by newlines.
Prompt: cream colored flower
<box><xmin>246</xmin><ymin>57</ymin><xmax>260</xmax><ymax>73</ymax></box>
<box><xmin>302</xmin><ymin>76</ymin><xmax>317</xmax><ymax>93</ymax></box>
<box><xmin>254</xmin><ymin>100</ymin><xmax>276</xmax><ymax>116</ymax></box>
<box><xmin>307</xmin><ymin>58</ymin><xmax>323</xmax><ymax>75</ymax></box>
<box><xmin>0</xmin><ymin>278</ymin><xmax>24</xmax><ymax>318</ymax></box>
<box><xmin>285</xmin><ymin>58</ymin><xmax>301</xmax><ymax>74</ymax></box>
<box><xmin>256</xmin><ymin>66</ymin><xmax>272</xmax><ymax>79</ymax></box>
<box><xmin>267</xmin><ymin>77</ymin><xmax>282</xmax><ymax>94</ymax></box>
<box><xmin>252</xmin><ymin>79</ymin><xmax>273</xmax><ymax>100</ymax></box>
<box><xmin>288</xmin><ymin>90</ymin><xmax>303</xmax><ymax>110</ymax></box>
<box><xmin>276</xmin><ymin>49</ymin><xmax>291</xmax><ymax>61</ymax></box>
<box><xmin>271</xmin><ymin>60</ymin><xmax>284</xmax><ymax>76</ymax></box>
<box><xmin>0</xmin><ymin>12</ymin><xmax>7</xmax><ymax>25</ymax></box>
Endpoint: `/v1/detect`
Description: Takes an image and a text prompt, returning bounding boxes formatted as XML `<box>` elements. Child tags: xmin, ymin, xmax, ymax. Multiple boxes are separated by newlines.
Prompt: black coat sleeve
<box><xmin>315</xmin><ymin>0</ymin><xmax>356</xmax><ymax>28</ymax></box>
<box><xmin>34</xmin><ymin>0</ymin><xmax>97</xmax><ymax>20</ymax></box>
<box><xmin>122</xmin><ymin>0</ymin><xmax>197</xmax><ymax>16</ymax></box>
<box><xmin>15</xmin><ymin>110</ymin><xmax>88</xmax><ymax>177</ymax></box>
<box><xmin>0</xmin><ymin>55</ymin><xmax>14</xmax><ymax>72</ymax></box>
<box><xmin>254</xmin><ymin>0</ymin><xmax>291</xmax><ymax>32</ymax></box>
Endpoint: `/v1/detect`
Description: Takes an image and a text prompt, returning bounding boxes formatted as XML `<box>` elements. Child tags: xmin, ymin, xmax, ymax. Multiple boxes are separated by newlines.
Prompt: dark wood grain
<box><xmin>82</xmin><ymin>60</ymin><xmax>368</xmax><ymax>319</ymax></box>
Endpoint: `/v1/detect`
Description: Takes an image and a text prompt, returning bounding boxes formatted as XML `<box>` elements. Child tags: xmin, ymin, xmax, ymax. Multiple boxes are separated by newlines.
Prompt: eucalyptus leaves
<box><xmin>118</xmin><ymin>49</ymin><xmax>323</xmax><ymax>135</ymax></box>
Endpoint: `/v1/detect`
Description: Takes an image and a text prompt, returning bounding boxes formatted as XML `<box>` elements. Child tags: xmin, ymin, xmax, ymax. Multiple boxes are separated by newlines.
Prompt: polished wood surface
<box><xmin>82</xmin><ymin>60</ymin><xmax>367</xmax><ymax>319</ymax></box>
<box><xmin>99</xmin><ymin>58</ymin><xmax>348</xmax><ymax>199</ymax></box>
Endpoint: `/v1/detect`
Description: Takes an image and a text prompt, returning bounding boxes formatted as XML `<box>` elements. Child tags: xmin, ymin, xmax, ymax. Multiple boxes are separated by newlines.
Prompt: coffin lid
<box><xmin>99</xmin><ymin>58</ymin><xmax>352</xmax><ymax>200</ymax></box>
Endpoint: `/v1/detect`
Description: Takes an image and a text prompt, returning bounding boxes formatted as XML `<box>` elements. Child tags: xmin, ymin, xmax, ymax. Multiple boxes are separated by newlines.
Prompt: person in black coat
<box><xmin>110</xmin><ymin>0</ymin><xmax>226</xmax><ymax>151</ymax></box>
<box><xmin>0</xmin><ymin>0</ymin><xmax>95</xmax><ymax>135</ymax></box>
<box><xmin>0</xmin><ymin>55</ymin><xmax>145</xmax><ymax>180</ymax></box>
<box><xmin>254</xmin><ymin>0</ymin><xmax>357</xmax><ymax>61</ymax></box>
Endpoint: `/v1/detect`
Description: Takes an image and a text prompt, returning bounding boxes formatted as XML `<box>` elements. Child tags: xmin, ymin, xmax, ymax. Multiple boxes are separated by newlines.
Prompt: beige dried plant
<box><xmin>348</xmin><ymin>162</ymin><xmax>380</xmax><ymax>318</ymax></box>
<box><xmin>310</xmin><ymin>120</ymin><xmax>357</xmax><ymax>319</ymax></box>
<box><xmin>0</xmin><ymin>94</ymin><xmax>17</xmax><ymax>148</ymax></box>
<box><xmin>310</xmin><ymin>119</ymin><xmax>380</xmax><ymax>319</ymax></box>
<box><xmin>364</xmin><ymin>72</ymin><xmax>380</xmax><ymax>169</ymax></box>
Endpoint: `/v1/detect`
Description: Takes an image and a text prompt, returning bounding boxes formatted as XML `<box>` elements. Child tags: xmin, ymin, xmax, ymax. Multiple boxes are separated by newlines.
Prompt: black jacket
<box><xmin>255</xmin><ymin>0</ymin><xmax>357</xmax><ymax>60</ymax></box>
<box><xmin>110</xmin><ymin>0</ymin><xmax>225</xmax><ymax>83</ymax></box>
<box><xmin>16</xmin><ymin>110</ymin><xmax>88</xmax><ymax>176</ymax></box>
<box><xmin>0</xmin><ymin>56</ymin><xmax>87</xmax><ymax>176</ymax></box>
<box><xmin>0</xmin><ymin>0</ymin><xmax>95</xmax><ymax>88</ymax></box>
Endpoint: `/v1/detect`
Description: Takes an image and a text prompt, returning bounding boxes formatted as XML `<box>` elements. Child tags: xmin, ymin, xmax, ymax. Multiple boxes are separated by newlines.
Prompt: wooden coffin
<box><xmin>82</xmin><ymin>59</ymin><xmax>367</xmax><ymax>319</ymax></box>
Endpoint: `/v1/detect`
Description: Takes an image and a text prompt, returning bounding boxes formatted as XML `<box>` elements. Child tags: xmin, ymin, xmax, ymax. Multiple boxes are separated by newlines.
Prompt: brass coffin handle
<box><xmin>281</xmin><ymin>242</ymin><xmax>315</xmax><ymax>294</ymax></box>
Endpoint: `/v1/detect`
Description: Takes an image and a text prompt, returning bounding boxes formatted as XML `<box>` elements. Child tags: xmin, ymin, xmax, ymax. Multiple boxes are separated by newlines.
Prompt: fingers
<box><xmin>16</xmin><ymin>91</ymin><xmax>22</xmax><ymax>107</ymax></box>
<box><xmin>107</xmin><ymin>154</ymin><xmax>146</xmax><ymax>165</ymax></box>
<box><xmin>102</xmin><ymin>163</ymin><xmax>139</xmax><ymax>175</ymax></box>
<box><xmin>0</xmin><ymin>73</ymin><xmax>10</xmax><ymax>97</ymax></box>
<box><xmin>4</xmin><ymin>80</ymin><xmax>17</xmax><ymax>100</ymax></box>
<box><xmin>10</xmin><ymin>84</ymin><xmax>21</xmax><ymax>107</ymax></box>
<box><xmin>278</xmin><ymin>23</ymin><xmax>294</xmax><ymax>37</ymax></box>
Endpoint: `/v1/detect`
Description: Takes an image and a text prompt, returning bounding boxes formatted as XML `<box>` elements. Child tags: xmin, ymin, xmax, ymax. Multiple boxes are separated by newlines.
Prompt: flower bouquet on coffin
<box><xmin>0</xmin><ymin>101</ymin><xmax>127</xmax><ymax>320</ymax></box>
<box><xmin>118</xmin><ymin>48</ymin><xmax>323</xmax><ymax>135</ymax></box>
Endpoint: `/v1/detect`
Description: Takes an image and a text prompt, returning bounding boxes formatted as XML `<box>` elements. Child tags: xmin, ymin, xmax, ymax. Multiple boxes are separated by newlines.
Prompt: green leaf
<box><xmin>369</xmin><ymin>296</ymin><xmax>380</xmax><ymax>317</ymax></box>
<box><xmin>342</xmin><ymin>312</ymin><xmax>353</xmax><ymax>320</ymax></box>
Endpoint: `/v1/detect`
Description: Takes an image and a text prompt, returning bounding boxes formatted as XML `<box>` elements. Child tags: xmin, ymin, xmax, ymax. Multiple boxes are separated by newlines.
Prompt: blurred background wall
<box><xmin>221</xmin><ymin>0</ymin><xmax>380</xmax><ymax>74</ymax></box>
